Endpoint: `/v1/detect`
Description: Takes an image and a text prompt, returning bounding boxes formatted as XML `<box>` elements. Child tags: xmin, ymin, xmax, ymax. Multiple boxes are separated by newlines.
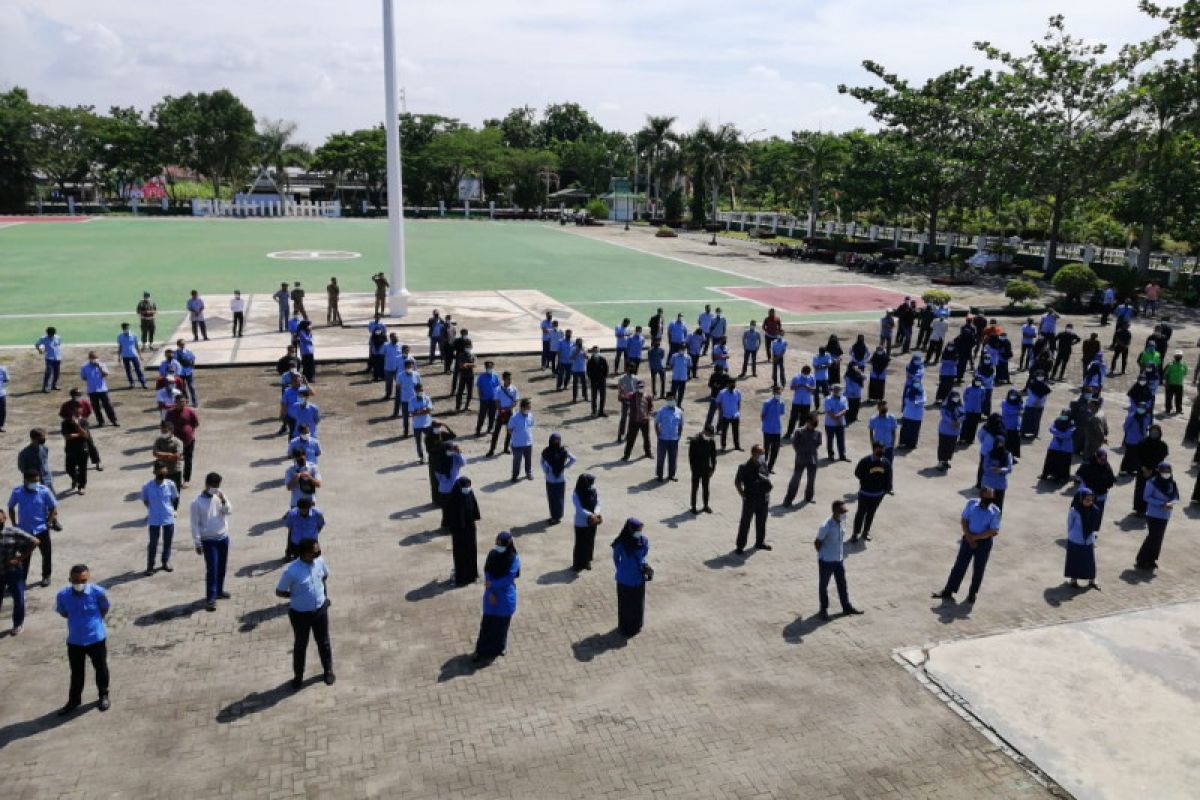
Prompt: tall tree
<box><xmin>539</xmin><ymin>102</ymin><xmax>602</xmax><ymax>145</ymax></box>
<box><xmin>638</xmin><ymin>115</ymin><xmax>677</xmax><ymax>207</ymax></box>
<box><xmin>790</xmin><ymin>131</ymin><xmax>850</xmax><ymax>233</ymax></box>
<box><xmin>153</xmin><ymin>89</ymin><xmax>257</xmax><ymax>197</ymax></box>
<box><xmin>977</xmin><ymin>16</ymin><xmax>1154</xmax><ymax>269</ymax></box>
<box><xmin>28</xmin><ymin>104</ymin><xmax>103</xmax><ymax>198</ymax></box>
<box><xmin>256</xmin><ymin>118</ymin><xmax>299</xmax><ymax>193</ymax></box>
<box><xmin>689</xmin><ymin>121</ymin><xmax>748</xmax><ymax>221</ymax></box>
<box><xmin>0</xmin><ymin>88</ymin><xmax>37</xmax><ymax>208</ymax></box>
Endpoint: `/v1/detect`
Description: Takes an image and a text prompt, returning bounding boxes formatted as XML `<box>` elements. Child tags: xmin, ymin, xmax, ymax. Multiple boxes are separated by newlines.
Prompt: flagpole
<box><xmin>382</xmin><ymin>0</ymin><xmax>410</xmax><ymax>317</ymax></box>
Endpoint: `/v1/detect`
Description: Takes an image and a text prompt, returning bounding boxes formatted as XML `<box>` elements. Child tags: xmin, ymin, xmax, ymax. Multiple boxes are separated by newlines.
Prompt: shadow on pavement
<box><xmin>571</xmin><ymin>628</ymin><xmax>628</xmax><ymax>662</ymax></box>
<box><xmin>215</xmin><ymin>680</ymin><xmax>300</xmax><ymax>723</ymax></box>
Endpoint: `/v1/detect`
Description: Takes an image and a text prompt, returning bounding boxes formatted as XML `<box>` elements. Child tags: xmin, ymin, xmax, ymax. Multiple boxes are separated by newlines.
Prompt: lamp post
<box><xmin>382</xmin><ymin>0</ymin><xmax>410</xmax><ymax>317</ymax></box>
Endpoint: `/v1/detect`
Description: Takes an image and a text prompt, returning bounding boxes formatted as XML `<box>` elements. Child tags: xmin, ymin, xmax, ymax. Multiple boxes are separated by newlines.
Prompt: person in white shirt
<box><xmin>927</xmin><ymin>316</ymin><xmax>949</xmax><ymax>365</ymax></box>
<box><xmin>190</xmin><ymin>472</ymin><xmax>232</xmax><ymax>611</ymax></box>
<box><xmin>230</xmin><ymin>290</ymin><xmax>246</xmax><ymax>338</ymax></box>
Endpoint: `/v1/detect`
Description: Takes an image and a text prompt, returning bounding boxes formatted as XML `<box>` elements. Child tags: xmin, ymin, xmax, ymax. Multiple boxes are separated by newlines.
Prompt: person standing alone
<box><xmin>814</xmin><ymin>501</ymin><xmax>864</xmax><ymax>620</ymax></box>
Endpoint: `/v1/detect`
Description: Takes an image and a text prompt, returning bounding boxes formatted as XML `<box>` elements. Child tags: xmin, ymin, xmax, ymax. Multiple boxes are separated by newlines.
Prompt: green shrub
<box><xmin>1051</xmin><ymin>262</ymin><xmax>1100</xmax><ymax>306</ymax></box>
<box><xmin>663</xmin><ymin>189</ymin><xmax>683</xmax><ymax>223</ymax></box>
<box><xmin>1005</xmin><ymin>279</ymin><xmax>1041</xmax><ymax>305</ymax></box>
<box><xmin>585</xmin><ymin>199</ymin><xmax>609</xmax><ymax>220</ymax></box>
<box><xmin>655</xmin><ymin>225</ymin><xmax>678</xmax><ymax>238</ymax></box>
<box><xmin>921</xmin><ymin>289</ymin><xmax>952</xmax><ymax>306</ymax></box>
<box><xmin>1021</xmin><ymin>270</ymin><xmax>1044</xmax><ymax>282</ymax></box>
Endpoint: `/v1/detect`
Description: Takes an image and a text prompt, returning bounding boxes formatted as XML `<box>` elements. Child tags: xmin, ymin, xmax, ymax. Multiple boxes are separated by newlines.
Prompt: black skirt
<box><xmin>1020</xmin><ymin>406</ymin><xmax>1043</xmax><ymax>437</ymax></box>
<box><xmin>1064</xmin><ymin>541</ymin><xmax>1096</xmax><ymax>580</ymax></box>
<box><xmin>868</xmin><ymin>378</ymin><xmax>885</xmax><ymax>402</ymax></box>
<box><xmin>937</xmin><ymin>433</ymin><xmax>957</xmax><ymax>463</ymax></box>
<box><xmin>573</xmin><ymin>525</ymin><xmax>597</xmax><ymax>570</ymax></box>
<box><xmin>451</xmin><ymin>523</ymin><xmax>478</xmax><ymax>586</ymax></box>
<box><xmin>1005</xmin><ymin>429</ymin><xmax>1021</xmax><ymax>459</ymax></box>
<box><xmin>616</xmin><ymin>582</ymin><xmax>645</xmax><ymax>636</ymax></box>
<box><xmin>899</xmin><ymin>418</ymin><xmax>921</xmax><ymax>448</ymax></box>
<box><xmin>475</xmin><ymin>613</ymin><xmax>511</xmax><ymax>659</ymax></box>
<box><xmin>1042</xmin><ymin>449</ymin><xmax>1072</xmax><ymax>481</ymax></box>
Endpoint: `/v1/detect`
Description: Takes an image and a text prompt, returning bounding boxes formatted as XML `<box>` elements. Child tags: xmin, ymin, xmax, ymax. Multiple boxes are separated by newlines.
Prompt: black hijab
<box><xmin>541</xmin><ymin>434</ymin><xmax>569</xmax><ymax>475</ymax></box>
<box><xmin>574</xmin><ymin>473</ymin><xmax>598</xmax><ymax>512</ymax></box>
<box><xmin>825</xmin><ymin>335</ymin><xmax>843</xmax><ymax>357</ymax></box>
<box><xmin>446</xmin><ymin>476</ymin><xmax>480</xmax><ymax>529</ymax></box>
<box><xmin>1071</xmin><ymin>491</ymin><xmax>1102</xmax><ymax>535</ymax></box>
<box><xmin>483</xmin><ymin>532</ymin><xmax>517</xmax><ymax>579</ymax></box>
<box><xmin>610</xmin><ymin>518</ymin><xmax>644</xmax><ymax>552</ymax></box>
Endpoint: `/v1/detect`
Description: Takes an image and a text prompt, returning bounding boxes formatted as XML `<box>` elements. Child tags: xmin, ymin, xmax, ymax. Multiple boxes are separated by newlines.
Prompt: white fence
<box><xmin>191</xmin><ymin>198</ymin><xmax>341</xmax><ymax>218</ymax></box>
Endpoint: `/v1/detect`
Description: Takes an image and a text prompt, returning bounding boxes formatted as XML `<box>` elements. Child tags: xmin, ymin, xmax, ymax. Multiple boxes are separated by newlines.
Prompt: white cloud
<box><xmin>0</xmin><ymin>0</ymin><xmax>1164</xmax><ymax>144</ymax></box>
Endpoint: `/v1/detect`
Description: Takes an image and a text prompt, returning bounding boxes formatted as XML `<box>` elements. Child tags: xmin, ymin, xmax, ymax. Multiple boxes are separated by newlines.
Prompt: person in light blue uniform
<box><xmin>959</xmin><ymin>379</ymin><xmax>985</xmax><ymax>445</ymax></box>
<box><xmin>556</xmin><ymin>329</ymin><xmax>574</xmax><ymax>391</ymax></box>
<box><xmin>626</xmin><ymin>326</ymin><xmax>646</xmax><ymax>374</ymax></box>
<box><xmin>1018</xmin><ymin>319</ymin><xmax>1038</xmax><ymax>371</ymax></box>
<box><xmin>395</xmin><ymin>360</ymin><xmax>422</xmax><ymax>436</ymax></box>
<box><xmin>823</xmin><ymin>385</ymin><xmax>849</xmax><ymax>461</ymax></box>
<box><xmin>787</xmin><ymin>367</ymin><xmax>816</xmax><ymax>439</ymax></box>
<box><xmin>667</xmin><ymin>314</ymin><xmax>688</xmax><ymax>354</ymax></box>
<box><xmin>932</xmin><ymin>489</ymin><xmax>1002</xmax><ymax>605</ymax></box>
<box><xmin>80</xmin><ymin>351</ymin><xmax>119</xmax><ymax>426</ymax></box>
<box><xmin>686</xmin><ymin>328</ymin><xmax>705</xmax><ymax>378</ymax></box>
<box><xmin>507</xmin><ymin>399</ymin><xmax>535</xmax><ymax>481</ymax></box>
<box><xmin>140</xmin><ymin>468</ymin><xmax>180</xmax><ymax>573</ymax></box>
<box><xmin>1118</xmin><ymin>403</ymin><xmax>1151</xmax><ymax>475</ymax></box>
<box><xmin>382</xmin><ymin>334</ymin><xmax>405</xmax><ymax>399</ymax></box>
<box><xmin>287</xmin><ymin>425</ymin><xmax>322</xmax><ymax>463</ymax></box>
<box><xmin>654</xmin><ymin>398</ymin><xmax>685</xmax><ymax>481</ymax></box>
<box><xmin>540</xmin><ymin>434</ymin><xmax>576</xmax><ymax>523</ymax></box>
<box><xmin>717</xmin><ymin>379</ymin><xmax>742</xmax><ymax>451</ymax></box>
<box><xmin>740</xmin><ymin>322</ymin><xmax>761</xmax><ymax>378</ymax></box>
<box><xmin>1000</xmin><ymin>389</ymin><xmax>1024</xmax><ymax>459</ymax></box>
<box><xmin>1040</xmin><ymin>414</ymin><xmax>1076</xmax><ymax>482</ymax></box>
<box><xmin>474</xmin><ymin>531</ymin><xmax>519</xmax><ymax>663</ymax></box>
<box><xmin>284</xmin><ymin>498</ymin><xmax>326</xmax><ymax>560</ymax></box>
<box><xmin>760</xmin><ymin>387</ymin><xmax>786</xmax><ymax>472</ymax></box>
<box><xmin>1020</xmin><ymin>371</ymin><xmax>1051</xmax><ymax>437</ymax></box>
<box><xmin>936</xmin><ymin>390</ymin><xmax>964</xmax><ymax>469</ymax></box>
<box><xmin>975</xmin><ymin>354</ymin><xmax>996</xmax><ymax>415</ymax></box>
<box><xmin>612</xmin><ymin>519</ymin><xmax>649</xmax><ymax>637</ymax></box>
<box><xmin>698</xmin><ymin>306</ymin><xmax>714</xmax><ymax>354</ymax></box>
<box><xmin>980</xmin><ymin>437</ymin><xmax>1013</xmax><ymax>508</ymax></box>
<box><xmin>613</xmin><ymin>319</ymin><xmax>631</xmax><ymax>373</ymax></box>
<box><xmin>975</xmin><ymin>413</ymin><xmax>1005</xmax><ymax>490</ymax></box>
<box><xmin>539</xmin><ymin>312</ymin><xmax>554</xmax><ymax>370</ymax></box>
<box><xmin>475</xmin><ymin>362</ymin><xmax>501</xmax><ymax>435</ymax></box>
<box><xmin>708</xmin><ymin>309</ymin><xmax>728</xmax><ymax>351</ymax></box>
<box><xmin>770</xmin><ymin>336</ymin><xmax>788</xmax><ymax>388</ymax></box>
<box><xmin>1082</xmin><ymin>354</ymin><xmax>1106</xmax><ymax>391</ymax></box>
<box><xmin>289</xmin><ymin>391</ymin><xmax>320</xmax><ymax>438</ymax></box>
<box><xmin>867</xmin><ymin>402</ymin><xmax>898</xmax><ymax>466</ymax></box>
<box><xmin>409</xmin><ymin>389</ymin><xmax>433</xmax><ymax>462</ymax></box>
<box><xmin>1064</xmin><ymin>487</ymin><xmax>1101</xmax><ymax>588</ymax></box>
<box><xmin>935</xmin><ymin>343</ymin><xmax>958</xmax><ymax>403</ymax></box>
<box><xmin>898</xmin><ymin>381</ymin><xmax>926</xmax><ymax>449</ymax></box>
<box><xmin>904</xmin><ymin>354</ymin><xmax>925</xmax><ymax>389</ymax></box>
<box><xmin>35</xmin><ymin>327</ymin><xmax>63</xmax><ymax>393</ymax></box>
<box><xmin>812</xmin><ymin>348</ymin><xmax>833</xmax><ymax>399</ymax></box>
<box><xmin>175</xmin><ymin>339</ymin><xmax>199</xmax><ymax>407</ymax></box>
<box><xmin>843</xmin><ymin>362</ymin><xmax>865</xmax><ymax>424</ymax></box>
<box><xmin>116</xmin><ymin>323</ymin><xmax>147</xmax><ymax>389</ymax></box>
<box><xmin>647</xmin><ymin>339</ymin><xmax>667</xmax><ymax>398</ymax></box>
<box><xmin>711</xmin><ymin>338</ymin><xmax>730</xmax><ymax>372</ymax></box>
<box><xmin>668</xmin><ymin>349</ymin><xmax>690</xmax><ymax>404</ymax></box>
<box><xmin>569</xmin><ymin>342</ymin><xmax>589</xmax><ymax>403</ymax></box>
<box><xmin>1135</xmin><ymin>462</ymin><xmax>1179</xmax><ymax>572</ymax></box>
<box><xmin>55</xmin><ymin>564</ymin><xmax>111</xmax><ymax>714</ymax></box>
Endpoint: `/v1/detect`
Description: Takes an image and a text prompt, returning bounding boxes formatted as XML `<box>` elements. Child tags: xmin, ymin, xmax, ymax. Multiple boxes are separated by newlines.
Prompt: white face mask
<box><xmin>492</xmin><ymin>545</ymin><xmax>506</xmax><ymax>554</ymax></box>
<box><xmin>757</xmin><ymin>455</ymin><xmax>766</xmax><ymax>465</ymax></box>
<box><xmin>1160</xmin><ymin>471</ymin><xmax>1172</xmax><ymax>479</ymax></box>
<box><xmin>461</xmin><ymin>487</ymin><xmax>472</xmax><ymax>495</ymax></box>
<box><xmin>72</xmin><ymin>582</ymin><xmax>86</xmax><ymax>593</ymax></box>
<box><xmin>25</xmin><ymin>482</ymin><xmax>37</xmax><ymax>490</ymax></box>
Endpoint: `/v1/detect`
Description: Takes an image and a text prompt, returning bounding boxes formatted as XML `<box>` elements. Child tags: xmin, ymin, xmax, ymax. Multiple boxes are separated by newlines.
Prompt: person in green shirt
<box><xmin>1137</xmin><ymin>343</ymin><xmax>1162</xmax><ymax>378</ymax></box>
<box><xmin>1163</xmin><ymin>351</ymin><xmax>1188</xmax><ymax>414</ymax></box>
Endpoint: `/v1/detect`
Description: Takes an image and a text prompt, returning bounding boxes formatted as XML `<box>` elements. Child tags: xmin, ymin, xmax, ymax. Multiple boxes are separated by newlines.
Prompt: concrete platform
<box><xmin>900</xmin><ymin>601</ymin><xmax>1200</xmax><ymax>800</ymax></box>
<box><xmin>165</xmin><ymin>290</ymin><xmax>611</xmax><ymax>365</ymax></box>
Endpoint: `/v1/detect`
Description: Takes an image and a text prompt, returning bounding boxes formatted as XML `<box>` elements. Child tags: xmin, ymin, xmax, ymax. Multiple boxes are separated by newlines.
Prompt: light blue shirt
<box><xmin>8</xmin><ymin>483</ymin><xmax>58</xmax><ymax>534</ymax></box>
<box><xmin>815</xmin><ymin>516</ymin><xmax>846</xmax><ymax>562</ymax></box>
<box><xmin>80</xmin><ymin>361</ymin><xmax>109</xmax><ymax>393</ymax></box>
<box><xmin>761</xmin><ymin>397</ymin><xmax>786</xmax><ymax>434</ymax></box>
<box><xmin>285</xmin><ymin>507</ymin><xmax>326</xmax><ymax>544</ymax></box>
<box><xmin>869</xmin><ymin>413</ymin><xmax>897</xmax><ymax>445</ymax></box>
<box><xmin>668</xmin><ymin>320</ymin><xmax>688</xmax><ymax>344</ymax></box>
<box><xmin>398</xmin><ymin>370</ymin><xmax>422</xmax><ymax>403</ymax></box>
<box><xmin>669</xmin><ymin>351</ymin><xmax>690</xmax><ymax>381</ymax></box>
<box><xmin>495</xmin><ymin>383</ymin><xmax>519</xmax><ymax>410</ymax></box>
<box><xmin>626</xmin><ymin>334</ymin><xmax>645</xmax><ymax>361</ymax></box>
<box><xmin>655</xmin><ymin>406</ymin><xmax>684</xmax><ymax>440</ymax></box>
<box><xmin>383</xmin><ymin>343</ymin><xmax>405</xmax><ymax>372</ymax></box>
<box><xmin>771</xmin><ymin>338</ymin><xmax>788</xmax><ymax>359</ymax></box>
<box><xmin>742</xmin><ymin>328</ymin><xmax>761</xmax><ymax>351</ymax></box>
<box><xmin>289</xmin><ymin>400</ymin><xmax>320</xmax><ymax>434</ymax></box>
<box><xmin>812</xmin><ymin>354</ymin><xmax>832</xmax><ymax>381</ymax></box>
<box><xmin>285</xmin><ymin>463</ymin><xmax>321</xmax><ymax>507</ymax></box>
<box><xmin>410</xmin><ymin>394</ymin><xmax>433</xmax><ymax>429</ymax></box>
<box><xmin>718</xmin><ymin>388</ymin><xmax>741</xmax><ymax>419</ymax></box>
<box><xmin>287</xmin><ymin>434</ymin><xmax>322</xmax><ymax>463</ymax></box>
<box><xmin>508</xmin><ymin>411</ymin><xmax>535</xmax><ymax>447</ymax></box>
<box><xmin>0</xmin><ymin>366</ymin><xmax>8</xmax><ymax>397</ymax></box>
<box><xmin>176</xmin><ymin>348</ymin><xmax>196</xmax><ymax>376</ymax></box>
<box><xmin>962</xmin><ymin>499</ymin><xmax>1002</xmax><ymax>534</ymax></box>
<box><xmin>56</xmin><ymin>584</ymin><xmax>109</xmax><ymax>645</ymax></box>
<box><xmin>790</xmin><ymin>373</ymin><xmax>815</xmax><ymax>405</ymax></box>
<box><xmin>117</xmin><ymin>332</ymin><xmax>140</xmax><ymax>359</ymax></box>
<box><xmin>276</xmin><ymin>557</ymin><xmax>329</xmax><ymax>612</ymax></box>
<box><xmin>823</xmin><ymin>395</ymin><xmax>848</xmax><ymax>427</ymax></box>
<box><xmin>36</xmin><ymin>335</ymin><xmax>62</xmax><ymax>361</ymax></box>
<box><xmin>572</xmin><ymin>491</ymin><xmax>600</xmax><ymax>528</ymax></box>
<box><xmin>141</xmin><ymin>478</ymin><xmax>179</xmax><ymax>526</ymax></box>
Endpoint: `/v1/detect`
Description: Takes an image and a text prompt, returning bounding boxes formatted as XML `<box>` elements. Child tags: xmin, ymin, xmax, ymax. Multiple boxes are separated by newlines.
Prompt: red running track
<box><xmin>717</xmin><ymin>284</ymin><xmax>914</xmax><ymax>314</ymax></box>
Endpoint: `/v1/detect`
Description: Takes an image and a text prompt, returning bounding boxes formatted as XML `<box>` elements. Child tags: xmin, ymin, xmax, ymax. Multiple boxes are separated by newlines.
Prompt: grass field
<box><xmin>0</xmin><ymin>218</ymin><xmax>860</xmax><ymax>347</ymax></box>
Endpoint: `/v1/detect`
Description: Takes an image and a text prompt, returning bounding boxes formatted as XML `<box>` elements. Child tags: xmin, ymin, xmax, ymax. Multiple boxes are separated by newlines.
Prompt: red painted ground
<box><xmin>0</xmin><ymin>216</ymin><xmax>93</xmax><ymax>223</ymax></box>
<box><xmin>718</xmin><ymin>284</ymin><xmax>913</xmax><ymax>314</ymax></box>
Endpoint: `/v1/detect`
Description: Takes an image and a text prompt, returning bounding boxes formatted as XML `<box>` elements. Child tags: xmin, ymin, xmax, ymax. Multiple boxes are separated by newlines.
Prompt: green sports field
<box><xmin>0</xmin><ymin>218</ymin><xmax>856</xmax><ymax>347</ymax></box>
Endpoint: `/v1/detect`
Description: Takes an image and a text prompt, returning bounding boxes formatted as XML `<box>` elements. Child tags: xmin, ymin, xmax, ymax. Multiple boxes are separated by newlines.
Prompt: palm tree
<box><xmin>257</xmin><ymin>118</ymin><xmax>298</xmax><ymax>195</ymax></box>
<box><xmin>689</xmin><ymin>121</ymin><xmax>749</xmax><ymax>223</ymax></box>
<box><xmin>638</xmin><ymin>115</ymin><xmax>677</xmax><ymax>210</ymax></box>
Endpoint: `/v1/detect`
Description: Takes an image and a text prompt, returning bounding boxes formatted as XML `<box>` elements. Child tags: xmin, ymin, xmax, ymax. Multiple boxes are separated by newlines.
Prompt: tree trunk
<box><xmin>925</xmin><ymin>194</ymin><xmax>940</xmax><ymax>266</ymax></box>
<box><xmin>1045</xmin><ymin>178</ymin><xmax>1066</xmax><ymax>275</ymax></box>
<box><xmin>1137</xmin><ymin>221</ymin><xmax>1154</xmax><ymax>273</ymax></box>
<box><xmin>808</xmin><ymin>184</ymin><xmax>819</xmax><ymax>239</ymax></box>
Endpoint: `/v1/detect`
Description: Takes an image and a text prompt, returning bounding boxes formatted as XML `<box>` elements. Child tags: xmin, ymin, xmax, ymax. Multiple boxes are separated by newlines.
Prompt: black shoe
<box><xmin>755</xmin><ymin>543</ymin><xmax>773</xmax><ymax>551</ymax></box>
<box><xmin>843</xmin><ymin>607</ymin><xmax>864</xmax><ymax>616</ymax></box>
<box><xmin>57</xmin><ymin>701</ymin><xmax>81</xmax><ymax>716</ymax></box>
<box><xmin>94</xmin><ymin>463</ymin><xmax>103</xmax><ymax>472</ymax></box>
<box><xmin>818</xmin><ymin>609</ymin><xmax>830</xmax><ymax>621</ymax></box>
<box><xmin>291</xmin><ymin>676</ymin><xmax>303</xmax><ymax>690</ymax></box>
<box><xmin>965</xmin><ymin>594</ymin><xmax>976</xmax><ymax>604</ymax></box>
<box><xmin>206</xmin><ymin>601</ymin><xmax>216</xmax><ymax>612</ymax></box>
<box><xmin>702</xmin><ymin>506</ymin><xmax>712</xmax><ymax>514</ymax></box>
<box><xmin>161</xmin><ymin>563</ymin><xmax>173</xmax><ymax>572</ymax></box>
<box><xmin>690</xmin><ymin>507</ymin><xmax>699</xmax><ymax>514</ymax></box>
<box><xmin>98</xmin><ymin>695</ymin><xmax>111</xmax><ymax>712</ymax></box>
<box><xmin>734</xmin><ymin>547</ymin><xmax>745</xmax><ymax>555</ymax></box>
<box><xmin>931</xmin><ymin>590</ymin><xmax>954</xmax><ymax>601</ymax></box>
<box><xmin>217</xmin><ymin>591</ymin><xmax>231</xmax><ymax>599</ymax></box>
<box><xmin>324</xmin><ymin>673</ymin><xmax>336</xmax><ymax>686</ymax></box>
<box><xmin>39</xmin><ymin>578</ymin><xmax>50</xmax><ymax>587</ymax></box>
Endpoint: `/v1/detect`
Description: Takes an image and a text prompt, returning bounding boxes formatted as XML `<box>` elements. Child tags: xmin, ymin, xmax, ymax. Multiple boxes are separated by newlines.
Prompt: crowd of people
<box><xmin>2</xmin><ymin>278</ymin><xmax>1198</xmax><ymax>713</ymax></box>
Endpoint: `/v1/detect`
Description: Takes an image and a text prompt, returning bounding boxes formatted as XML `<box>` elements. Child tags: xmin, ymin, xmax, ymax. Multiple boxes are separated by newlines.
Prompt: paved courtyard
<box><xmin>0</xmin><ymin>230</ymin><xmax>1197</xmax><ymax>799</ymax></box>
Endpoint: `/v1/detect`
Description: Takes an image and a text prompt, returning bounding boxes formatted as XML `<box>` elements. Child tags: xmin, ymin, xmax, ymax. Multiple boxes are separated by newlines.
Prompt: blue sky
<box><xmin>1</xmin><ymin>0</ymin><xmax>1164</xmax><ymax>146</ymax></box>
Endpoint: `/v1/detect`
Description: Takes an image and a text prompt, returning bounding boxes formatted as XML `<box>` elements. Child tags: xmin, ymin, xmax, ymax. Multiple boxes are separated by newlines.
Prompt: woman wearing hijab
<box><xmin>936</xmin><ymin>390</ymin><xmax>964</xmax><ymax>470</ymax></box>
<box><xmin>980</xmin><ymin>437</ymin><xmax>1013</xmax><ymax>509</ymax></box>
<box><xmin>1041</xmin><ymin>414</ymin><xmax>1076</xmax><ymax>482</ymax></box>
<box><xmin>540</xmin><ymin>433</ymin><xmax>577</xmax><ymax>525</ymax></box>
<box><xmin>959</xmin><ymin>378</ymin><xmax>984</xmax><ymax>445</ymax></box>
<box><xmin>1135</xmin><ymin>462</ymin><xmax>1180</xmax><ymax>572</ymax></box>
<box><xmin>975</xmin><ymin>354</ymin><xmax>996</xmax><ymax>415</ymax></box>
<box><xmin>849</xmin><ymin>334</ymin><xmax>869</xmax><ymax>366</ymax></box>
<box><xmin>473</xmin><ymin>531</ymin><xmax>520</xmax><ymax>664</ymax></box>
<box><xmin>975</xmin><ymin>413</ymin><xmax>1005</xmax><ymax>490</ymax></box>
<box><xmin>1000</xmin><ymin>389</ymin><xmax>1024</xmax><ymax>459</ymax></box>
<box><xmin>1065</xmin><ymin>488</ymin><xmax>1101</xmax><ymax>589</ymax></box>
<box><xmin>612</xmin><ymin>518</ymin><xmax>650</xmax><ymax>637</ymax></box>
<box><xmin>1119</xmin><ymin>404</ymin><xmax>1151</xmax><ymax>475</ymax></box>
<box><xmin>1074</xmin><ymin>449</ymin><xmax>1115</xmax><ymax>522</ymax></box>
<box><xmin>1132</xmin><ymin>424</ymin><xmax>1168</xmax><ymax>516</ymax></box>
<box><xmin>446</xmin><ymin>476</ymin><xmax>480</xmax><ymax>586</ymax></box>
<box><xmin>825</xmin><ymin>334</ymin><xmax>844</xmax><ymax>385</ymax></box>
<box><xmin>898</xmin><ymin>381</ymin><xmax>925</xmax><ymax>449</ymax></box>
<box><xmin>434</xmin><ymin>441</ymin><xmax>465</xmax><ymax>528</ymax></box>
<box><xmin>935</xmin><ymin>343</ymin><xmax>958</xmax><ymax>403</ymax></box>
<box><xmin>1020</xmin><ymin>371</ymin><xmax>1051</xmax><ymax>438</ymax></box>
<box><xmin>571</xmin><ymin>473</ymin><xmax>603</xmax><ymax>571</ymax></box>
<box><xmin>868</xmin><ymin>347</ymin><xmax>890</xmax><ymax>403</ymax></box>
<box><xmin>843</xmin><ymin>362</ymin><xmax>865</xmax><ymax>424</ymax></box>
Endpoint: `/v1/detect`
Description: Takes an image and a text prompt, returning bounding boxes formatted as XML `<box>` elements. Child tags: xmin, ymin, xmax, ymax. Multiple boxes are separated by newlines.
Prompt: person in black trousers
<box><xmin>275</xmin><ymin>538</ymin><xmax>334</xmax><ymax>688</ymax></box>
<box><xmin>734</xmin><ymin>445</ymin><xmax>772</xmax><ymax>554</ymax></box>
<box><xmin>586</xmin><ymin>347</ymin><xmax>609</xmax><ymax>417</ymax></box>
<box><xmin>688</xmin><ymin>426</ymin><xmax>717</xmax><ymax>514</ymax></box>
<box><xmin>1051</xmin><ymin>325</ymin><xmax>1081</xmax><ymax>381</ymax></box>
<box><xmin>851</xmin><ymin>443</ymin><xmax>892</xmax><ymax>542</ymax></box>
